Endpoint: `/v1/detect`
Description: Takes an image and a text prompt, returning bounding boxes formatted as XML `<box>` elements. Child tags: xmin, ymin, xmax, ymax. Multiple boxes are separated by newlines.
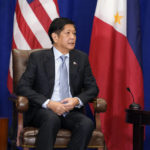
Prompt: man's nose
<box><xmin>70</xmin><ymin>33</ymin><xmax>76</xmax><ymax>39</ymax></box>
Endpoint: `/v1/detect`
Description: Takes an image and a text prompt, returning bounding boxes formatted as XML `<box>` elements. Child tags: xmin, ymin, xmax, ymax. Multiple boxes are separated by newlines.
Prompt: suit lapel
<box><xmin>69</xmin><ymin>50</ymin><xmax>79</xmax><ymax>94</ymax></box>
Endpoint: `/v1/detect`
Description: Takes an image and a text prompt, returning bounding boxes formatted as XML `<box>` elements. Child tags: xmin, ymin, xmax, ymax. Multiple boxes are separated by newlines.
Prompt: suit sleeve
<box><xmin>16</xmin><ymin>53</ymin><xmax>47</xmax><ymax>107</ymax></box>
<box><xmin>76</xmin><ymin>55</ymin><xmax>99</xmax><ymax>105</ymax></box>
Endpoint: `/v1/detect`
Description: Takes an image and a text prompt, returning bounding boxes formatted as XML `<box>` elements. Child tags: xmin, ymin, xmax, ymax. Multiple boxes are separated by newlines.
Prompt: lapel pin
<box><xmin>73</xmin><ymin>61</ymin><xmax>77</xmax><ymax>65</ymax></box>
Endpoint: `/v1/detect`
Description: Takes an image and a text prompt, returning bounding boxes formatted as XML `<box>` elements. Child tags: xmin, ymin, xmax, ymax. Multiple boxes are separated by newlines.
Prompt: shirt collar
<box><xmin>53</xmin><ymin>47</ymin><xmax>69</xmax><ymax>60</ymax></box>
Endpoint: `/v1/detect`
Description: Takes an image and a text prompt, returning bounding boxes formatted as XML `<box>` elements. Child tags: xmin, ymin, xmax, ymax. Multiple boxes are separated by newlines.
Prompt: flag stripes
<box><xmin>29</xmin><ymin>1</ymin><xmax>52</xmax><ymax>32</ymax></box>
<box><xmin>17</xmin><ymin>0</ymin><xmax>51</xmax><ymax>48</ymax></box>
<box><xmin>8</xmin><ymin>0</ymin><xmax>59</xmax><ymax>93</ymax></box>
<box><xmin>38</xmin><ymin>0</ymin><xmax>59</xmax><ymax>21</ymax></box>
<box><xmin>15</xmin><ymin>4</ymin><xmax>42</xmax><ymax>49</ymax></box>
<box><xmin>13</xmin><ymin>14</ymin><xmax>31</xmax><ymax>49</ymax></box>
<box><xmin>12</xmin><ymin>0</ymin><xmax>59</xmax><ymax>50</ymax></box>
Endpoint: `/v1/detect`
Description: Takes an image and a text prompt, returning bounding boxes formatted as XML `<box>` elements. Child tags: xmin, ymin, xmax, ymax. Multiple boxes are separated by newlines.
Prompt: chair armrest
<box><xmin>9</xmin><ymin>95</ymin><xmax>28</xmax><ymax>146</ymax></box>
<box><xmin>15</xmin><ymin>96</ymin><xmax>29</xmax><ymax>146</ymax></box>
<box><xmin>92</xmin><ymin>98</ymin><xmax>107</xmax><ymax>130</ymax></box>
<box><xmin>16</xmin><ymin>96</ymin><xmax>29</xmax><ymax>113</ymax></box>
<box><xmin>94</xmin><ymin>98</ymin><xmax>107</xmax><ymax>113</ymax></box>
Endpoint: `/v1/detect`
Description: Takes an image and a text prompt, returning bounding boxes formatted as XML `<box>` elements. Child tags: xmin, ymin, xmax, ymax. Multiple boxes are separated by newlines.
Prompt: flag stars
<box><xmin>114</xmin><ymin>12</ymin><xmax>123</xmax><ymax>24</ymax></box>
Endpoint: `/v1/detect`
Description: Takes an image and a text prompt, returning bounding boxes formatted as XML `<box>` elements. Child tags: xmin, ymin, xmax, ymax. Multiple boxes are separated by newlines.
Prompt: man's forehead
<box><xmin>63</xmin><ymin>24</ymin><xmax>76</xmax><ymax>31</ymax></box>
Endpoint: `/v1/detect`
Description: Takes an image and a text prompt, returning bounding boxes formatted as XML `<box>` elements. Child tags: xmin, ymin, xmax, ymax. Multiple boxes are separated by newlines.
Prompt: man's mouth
<box><xmin>68</xmin><ymin>42</ymin><xmax>75</xmax><ymax>45</ymax></box>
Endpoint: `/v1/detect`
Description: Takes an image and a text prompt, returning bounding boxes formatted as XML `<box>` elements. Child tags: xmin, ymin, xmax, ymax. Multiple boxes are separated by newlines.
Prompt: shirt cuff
<box><xmin>42</xmin><ymin>99</ymin><xmax>50</xmax><ymax>108</ymax></box>
<box><xmin>74</xmin><ymin>97</ymin><xmax>84</xmax><ymax>108</ymax></box>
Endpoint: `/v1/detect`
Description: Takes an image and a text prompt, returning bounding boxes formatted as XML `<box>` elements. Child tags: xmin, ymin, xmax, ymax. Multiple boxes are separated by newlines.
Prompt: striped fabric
<box><xmin>8</xmin><ymin>0</ymin><xmax>59</xmax><ymax>93</ymax></box>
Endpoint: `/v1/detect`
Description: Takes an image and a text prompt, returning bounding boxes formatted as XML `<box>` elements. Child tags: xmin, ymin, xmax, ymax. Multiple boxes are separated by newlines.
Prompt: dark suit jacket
<box><xmin>17</xmin><ymin>48</ymin><xmax>99</xmax><ymax>123</ymax></box>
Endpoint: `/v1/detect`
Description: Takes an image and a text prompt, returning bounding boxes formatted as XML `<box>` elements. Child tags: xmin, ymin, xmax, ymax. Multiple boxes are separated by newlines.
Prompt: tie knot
<box><xmin>60</xmin><ymin>55</ymin><xmax>67</xmax><ymax>62</ymax></box>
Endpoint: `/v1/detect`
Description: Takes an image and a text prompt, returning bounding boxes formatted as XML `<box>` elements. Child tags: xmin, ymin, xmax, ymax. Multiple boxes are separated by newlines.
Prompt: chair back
<box><xmin>12</xmin><ymin>49</ymin><xmax>42</xmax><ymax>92</ymax></box>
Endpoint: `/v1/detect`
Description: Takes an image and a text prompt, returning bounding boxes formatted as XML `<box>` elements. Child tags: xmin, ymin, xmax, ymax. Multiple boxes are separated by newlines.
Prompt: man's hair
<box><xmin>48</xmin><ymin>17</ymin><xmax>76</xmax><ymax>44</ymax></box>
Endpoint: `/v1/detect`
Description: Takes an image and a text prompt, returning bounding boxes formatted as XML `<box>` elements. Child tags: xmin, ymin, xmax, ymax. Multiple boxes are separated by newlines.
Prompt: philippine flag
<box><xmin>89</xmin><ymin>0</ymin><xmax>144</xmax><ymax>150</ymax></box>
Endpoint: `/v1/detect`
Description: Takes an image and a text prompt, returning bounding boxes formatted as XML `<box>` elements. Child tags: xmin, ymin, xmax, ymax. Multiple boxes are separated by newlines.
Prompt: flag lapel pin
<box><xmin>73</xmin><ymin>61</ymin><xmax>77</xmax><ymax>65</ymax></box>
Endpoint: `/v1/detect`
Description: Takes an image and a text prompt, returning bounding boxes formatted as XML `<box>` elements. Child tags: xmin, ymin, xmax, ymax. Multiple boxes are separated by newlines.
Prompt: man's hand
<box><xmin>60</xmin><ymin>98</ymin><xmax>79</xmax><ymax>111</ymax></box>
<box><xmin>47</xmin><ymin>101</ymin><xmax>68</xmax><ymax>116</ymax></box>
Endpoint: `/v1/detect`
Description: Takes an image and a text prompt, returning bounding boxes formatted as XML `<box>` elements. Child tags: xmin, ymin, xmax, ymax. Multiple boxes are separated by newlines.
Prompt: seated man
<box><xmin>16</xmin><ymin>17</ymin><xmax>99</xmax><ymax>150</ymax></box>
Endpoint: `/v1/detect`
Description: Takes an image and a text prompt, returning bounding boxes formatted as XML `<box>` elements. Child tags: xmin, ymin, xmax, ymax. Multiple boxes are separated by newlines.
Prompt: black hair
<box><xmin>48</xmin><ymin>17</ymin><xmax>76</xmax><ymax>44</ymax></box>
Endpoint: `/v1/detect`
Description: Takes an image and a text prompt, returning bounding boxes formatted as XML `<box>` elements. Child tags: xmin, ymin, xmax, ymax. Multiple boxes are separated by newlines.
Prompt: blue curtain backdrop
<box><xmin>0</xmin><ymin>0</ymin><xmax>150</xmax><ymax>149</ymax></box>
<box><xmin>140</xmin><ymin>0</ymin><xmax>150</xmax><ymax>149</ymax></box>
<box><xmin>0</xmin><ymin>0</ymin><xmax>16</xmax><ymax>118</ymax></box>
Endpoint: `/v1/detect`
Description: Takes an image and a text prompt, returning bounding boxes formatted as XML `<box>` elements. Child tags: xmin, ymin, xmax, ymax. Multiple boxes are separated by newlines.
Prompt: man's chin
<box><xmin>68</xmin><ymin>45</ymin><xmax>75</xmax><ymax>50</ymax></box>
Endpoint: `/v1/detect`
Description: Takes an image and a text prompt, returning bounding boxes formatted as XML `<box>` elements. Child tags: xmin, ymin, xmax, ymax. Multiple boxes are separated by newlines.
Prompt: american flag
<box><xmin>8</xmin><ymin>0</ymin><xmax>59</xmax><ymax>93</ymax></box>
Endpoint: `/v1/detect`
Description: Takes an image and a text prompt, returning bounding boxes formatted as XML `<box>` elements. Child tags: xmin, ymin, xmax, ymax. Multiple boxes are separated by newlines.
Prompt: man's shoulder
<box><xmin>30</xmin><ymin>48</ymin><xmax>52</xmax><ymax>57</ymax></box>
<box><xmin>31</xmin><ymin>48</ymin><xmax>52</xmax><ymax>55</ymax></box>
<box><xmin>71</xmin><ymin>49</ymin><xmax>88</xmax><ymax>57</ymax></box>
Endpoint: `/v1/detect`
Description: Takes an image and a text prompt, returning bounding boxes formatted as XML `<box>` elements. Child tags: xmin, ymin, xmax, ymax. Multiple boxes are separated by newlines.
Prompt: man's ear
<box><xmin>51</xmin><ymin>33</ymin><xmax>58</xmax><ymax>43</ymax></box>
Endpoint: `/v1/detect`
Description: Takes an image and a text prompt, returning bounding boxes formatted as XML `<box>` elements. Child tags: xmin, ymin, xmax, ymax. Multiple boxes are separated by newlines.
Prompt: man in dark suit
<box><xmin>17</xmin><ymin>17</ymin><xmax>99</xmax><ymax>150</ymax></box>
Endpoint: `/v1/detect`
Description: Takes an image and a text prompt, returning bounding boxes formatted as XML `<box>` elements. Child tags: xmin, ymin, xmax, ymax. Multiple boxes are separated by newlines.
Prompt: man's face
<box><xmin>53</xmin><ymin>24</ymin><xmax>76</xmax><ymax>52</ymax></box>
